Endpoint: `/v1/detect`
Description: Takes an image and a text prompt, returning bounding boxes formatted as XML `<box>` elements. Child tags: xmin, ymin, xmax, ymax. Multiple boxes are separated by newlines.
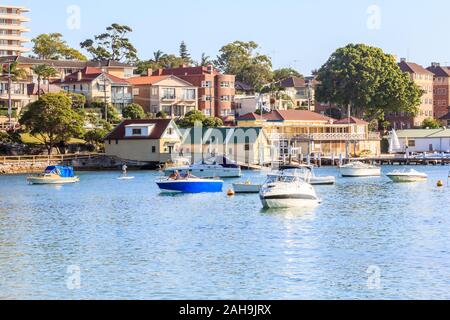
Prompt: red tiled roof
<box><xmin>277</xmin><ymin>76</ymin><xmax>305</xmax><ymax>88</ymax></box>
<box><xmin>237</xmin><ymin>110</ymin><xmax>334</xmax><ymax>122</ymax></box>
<box><xmin>104</xmin><ymin>119</ymin><xmax>174</xmax><ymax>140</ymax></box>
<box><xmin>399</xmin><ymin>61</ymin><xmax>433</xmax><ymax>75</ymax></box>
<box><xmin>53</xmin><ymin>67</ymin><xmax>130</xmax><ymax>85</ymax></box>
<box><xmin>127</xmin><ymin>75</ymin><xmax>170</xmax><ymax>85</ymax></box>
<box><xmin>334</xmin><ymin>116</ymin><xmax>369</xmax><ymax>125</ymax></box>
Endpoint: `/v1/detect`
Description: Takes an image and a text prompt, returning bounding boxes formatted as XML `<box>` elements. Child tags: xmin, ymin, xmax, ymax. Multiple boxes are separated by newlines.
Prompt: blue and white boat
<box><xmin>27</xmin><ymin>166</ymin><xmax>80</xmax><ymax>185</ymax></box>
<box><xmin>157</xmin><ymin>176</ymin><xmax>224</xmax><ymax>193</ymax></box>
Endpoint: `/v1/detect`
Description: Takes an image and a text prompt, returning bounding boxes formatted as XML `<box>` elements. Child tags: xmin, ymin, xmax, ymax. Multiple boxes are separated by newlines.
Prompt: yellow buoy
<box><xmin>437</xmin><ymin>180</ymin><xmax>444</xmax><ymax>187</ymax></box>
<box><xmin>227</xmin><ymin>189</ymin><xmax>235</xmax><ymax>196</ymax></box>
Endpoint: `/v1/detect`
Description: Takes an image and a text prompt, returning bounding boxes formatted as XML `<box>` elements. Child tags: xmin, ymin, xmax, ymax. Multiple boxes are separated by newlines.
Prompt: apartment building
<box><xmin>128</xmin><ymin>75</ymin><xmax>197</xmax><ymax>117</ymax></box>
<box><xmin>385</xmin><ymin>59</ymin><xmax>434</xmax><ymax>129</ymax></box>
<box><xmin>0</xmin><ymin>5</ymin><xmax>30</xmax><ymax>56</ymax></box>
<box><xmin>150</xmin><ymin>65</ymin><xmax>235</xmax><ymax>119</ymax></box>
<box><xmin>54</xmin><ymin>67</ymin><xmax>133</xmax><ymax>113</ymax></box>
<box><xmin>427</xmin><ymin>62</ymin><xmax>450</xmax><ymax>120</ymax></box>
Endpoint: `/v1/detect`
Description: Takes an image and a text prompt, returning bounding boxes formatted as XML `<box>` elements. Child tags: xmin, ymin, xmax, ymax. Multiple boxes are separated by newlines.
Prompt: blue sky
<box><xmin>18</xmin><ymin>0</ymin><xmax>450</xmax><ymax>74</ymax></box>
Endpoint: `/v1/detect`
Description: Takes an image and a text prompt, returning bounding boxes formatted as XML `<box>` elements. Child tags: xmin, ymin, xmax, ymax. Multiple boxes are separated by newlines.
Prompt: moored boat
<box><xmin>386</xmin><ymin>169</ymin><xmax>428</xmax><ymax>183</ymax></box>
<box><xmin>157</xmin><ymin>175</ymin><xmax>224</xmax><ymax>193</ymax></box>
<box><xmin>232</xmin><ymin>181</ymin><xmax>262</xmax><ymax>194</ymax></box>
<box><xmin>163</xmin><ymin>155</ymin><xmax>241</xmax><ymax>178</ymax></box>
<box><xmin>27</xmin><ymin>166</ymin><xmax>80</xmax><ymax>185</ymax></box>
<box><xmin>340</xmin><ymin>161</ymin><xmax>381</xmax><ymax>177</ymax></box>
<box><xmin>260</xmin><ymin>167</ymin><xmax>320</xmax><ymax>209</ymax></box>
<box><xmin>269</xmin><ymin>165</ymin><xmax>336</xmax><ymax>185</ymax></box>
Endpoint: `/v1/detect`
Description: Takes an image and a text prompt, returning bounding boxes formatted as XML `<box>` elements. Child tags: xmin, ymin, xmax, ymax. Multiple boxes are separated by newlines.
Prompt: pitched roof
<box><xmin>53</xmin><ymin>67</ymin><xmax>130</xmax><ymax>85</ymax></box>
<box><xmin>276</xmin><ymin>76</ymin><xmax>305</xmax><ymax>88</ymax></box>
<box><xmin>399</xmin><ymin>61</ymin><xmax>433</xmax><ymax>75</ymax></box>
<box><xmin>427</xmin><ymin>65</ymin><xmax>450</xmax><ymax>77</ymax></box>
<box><xmin>237</xmin><ymin>110</ymin><xmax>333</xmax><ymax>122</ymax></box>
<box><xmin>127</xmin><ymin>75</ymin><xmax>194</xmax><ymax>86</ymax></box>
<box><xmin>104</xmin><ymin>119</ymin><xmax>174</xmax><ymax>140</ymax></box>
<box><xmin>235</xmin><ymin>81</ymin><xmax>254</xmax><ymax>91</ymax></box>
<box><xmin>334</xmin><ymin>116</ymin><xmax>369</xmax><ymax>125</ymax></box>
<box><xmin>395</xmin><ymin>129</ymin><xmax>450</xmax><ymax>138</ymax></box>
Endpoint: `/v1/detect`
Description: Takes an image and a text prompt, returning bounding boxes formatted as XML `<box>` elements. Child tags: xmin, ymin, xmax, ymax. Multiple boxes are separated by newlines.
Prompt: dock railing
<box><xmin>0</xmin><ymin>153</ymin><xmax>105</xmax><ymax>165</ymax></box>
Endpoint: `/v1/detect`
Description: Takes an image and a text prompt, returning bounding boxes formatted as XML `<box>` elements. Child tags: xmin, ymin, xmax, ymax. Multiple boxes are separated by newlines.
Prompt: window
<box><xmin>152</xmin><ymin>146</ymin><xmax>156</xmax><ymax>153</ymax></box>
<box><xmin>167</xmin><ymin>128</ymin><xmax>173</xmax><ymax>135</ymax></box>
<box><xmin>132</xmin><ymin>129</ymin><xmax>142</xmax><ymax>135</ymax></box>
<box><xmin>221</xmin><ymin>95</ymin><xmax>230</xmax><ymax>102</ymax></box>
<box><xmin>162</xmin><ymin>88</ymin><xmax>175</xmax><ymax>99</ymax></box>
<box><xmin>245</xmin><ymin>144</ymin><xmax>250</xmax><ymax>151</ymax></box>
<box><xmin>202</xmin><ymin>81</ymin><xmax>212</xmax><ymax>88</ymax></box>
<box><xmin>220</xmin><ymin>81</ymin><xmax>230</xmax><ymax>88</ymax></box>
<box><xmin>408</xmin><ymin>140</ymin><xmax>416</xmax><ymax>147</ymax></box>
<box><xmin>183</xmin><ymin>89</ymin><xmax>195</xmax><ymax>100</ymax></box>
<box><xmin>203</xmin><ymin>95</ymin><xmax>212</xmax><ymax>101</ymax></box>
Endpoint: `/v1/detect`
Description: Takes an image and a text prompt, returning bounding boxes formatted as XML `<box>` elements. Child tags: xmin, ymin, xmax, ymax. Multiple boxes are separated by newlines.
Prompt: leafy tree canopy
<box><xmin>80</xmin><ymin>24</ymin><xmax>138</xmax><ymax>63</ymax></box>
<box><xmin>315</xmin><ymin>43</ymin><xmax>423</xmax><ymax>120</ymax></box>
<box><xmin>215</xmin><ymin>41</ymin><xmax>273</xmax><ymax>91</ymax></box>
<box><xmin>421</xmin><ymin>117</ymin><xmax>443</xmax><ymax>129</ymax></box>
<box><xmin>32</xmin><ymin>33</ymin><xmax>87</xmax><ymax>61</ymax></box>
<box><xmin>20</xmin><ymin>93</ymin><xmax>85</xmax><ymax>154</ymax></box>
<box><xmin>273</xmin><ymin>68</ymin><xmax>303</xmax><ymax>82</ymax></box>
<box><xmin>179</xmin><ymin>41</ymin><xmax>192</xmax><ymax>65</ymax></box>
<box><xmin>177</xmin><ymin>110</ymin><xmax>223</xmax><ymax>128</ymax></box>
<box><xmin>123</xmin><ymin>103</ymin><xmax>145</xmax><ymax>119</ymax></box>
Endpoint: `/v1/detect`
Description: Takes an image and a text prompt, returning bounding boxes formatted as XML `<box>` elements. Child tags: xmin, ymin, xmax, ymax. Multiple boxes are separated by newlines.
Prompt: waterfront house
<box><xmin>103</xmin><ymin>119</ymin><xmax>182</xmax><ymax>166</ymax></box>
<box><xmin>427</xmin><ymin>63</ymin><xmax>450</xmax><ymax>120</ymax></box>
<box><xmin>53</xmin><ymin>67</ymin><xmax>133</xmax><ymax>113</ymax></box>
<box><xmin>237</xmin><ymin>110</ymin><xmax>381</xmax><ymax>157</ymax></box>
<box><xmin>390</xmin><ymin>129</ymin><xmax>450</xmax><ymax>153</ymax></box>
<box><xmin>127</xmin><ymin>75</ymin><xmax>198</xmax><ymax>117</ymax></box>
<box><xmin>180</xmin><ymin>126</ymin><xmax>274</xmax><ymax>166</ymax></box>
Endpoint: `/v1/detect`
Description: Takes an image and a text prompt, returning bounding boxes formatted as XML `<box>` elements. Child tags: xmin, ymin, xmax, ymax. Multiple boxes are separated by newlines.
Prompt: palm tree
<box><xmin>1</xmin><ymin>62</ymin><xmax>27</xmax><ymax>81</ymax></box>
<box><xmin>198</xmin><ymin>53</ymin><xmax>211</xmax><ymax>67</ymax></box>
<box><xmin>152</xmin><ymin>50</ymin><xmax>166</xmax><ymax>64</ymax></box>
<box><xmin>32</xmin><ymin>64</ymin><xmax>58</xmax><ymax>97</ymax></box>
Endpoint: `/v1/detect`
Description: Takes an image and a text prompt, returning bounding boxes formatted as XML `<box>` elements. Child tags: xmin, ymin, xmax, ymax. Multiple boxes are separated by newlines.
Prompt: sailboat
<box><xmin>388</xmin><ymin>129</ymin><xmax>402</xmax><ymax>154</ymax></box>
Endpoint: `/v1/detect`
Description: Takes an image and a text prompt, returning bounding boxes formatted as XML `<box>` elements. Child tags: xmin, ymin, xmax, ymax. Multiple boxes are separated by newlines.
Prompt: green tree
<box><xmin>123</xmin><ymin>103</ymin><xmax>145</xmax><ymax>119</ymax></box>
<box><xmin>315</xmin><ymin>43</ymin><xmax>423</xmax><ymax>120</ymax></box>
<box><xmin>67</xmin><ymin>93</ymin><xmax>87</xmax><ymax>110</ymax></box>
<box><xmin>197</xmin><ymin>53</ymin><xmax>212</xmax><ymax>67</ymax></box>
<box><xmin>1</xmin><ymin>62</ymin><xmax>27</xmax><ymax>81</ymax></box>
<box><xmin>32</xmin><ymin>64</ymin><xmax>58</xmax><ymax>94</ymax></box>
<box><xmin>84</xmin><ymin>128</ymin><xmax>108</xmax><ymax>149</ymax></box>
<box><xmin>32</xmin><ymin>33</ymin><xmax>87</xmax><ymax>60</ymax></box>
<box><xmin>156</xmin><ymin>111</ymin><xmax>168</xmax><ymax>119</ymax></box>
<box><xmin>177</xmin><ymin>110</ymin><xmax>223</xmax><ymax>128</ymax></box>
<box><xmin>421</xmin><ymin>117</ymin><xmax>443</xmax><ymax>129</ymax></box>
<box><xmin>179</xmin><ymin>41</ymin><xmax>192</xmax><ymax>65</ymax></box>
<box><xmin>89</xmin><ymin>101</ymin><xmax>121</xmax><ymax>123</ymax></box>
<box><xmin>20</xmin><ymin>93</ymin><xmax>85</xmax><ymax>155</ymax></box>
<box><xmin>215</xmin><ymin>41</ymin><xmax>273</xmax><ymax>91</ymax></box>
<box><xmin>273</xmin><ymin>68</ymin><xmax>303</xmax><ymax>82</ymax></box>
<box><xmin>80</xmin><ymin>24</ymin><xmax>138</xmax><ymax>63</ymax></box>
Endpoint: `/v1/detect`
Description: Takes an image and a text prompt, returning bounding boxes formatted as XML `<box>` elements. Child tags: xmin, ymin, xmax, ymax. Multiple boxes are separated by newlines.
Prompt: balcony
<box><xmin>269</xmin><ymin>132</ymin><xmax>381</xmax><ymax>142</ymax></box>
<box><xmin>112</xmin><ymin>93</ymin><xmax>133</xmax><ymax>103</ymax></box>
<box><xmin>0</xmin><ymin>14</ymin><xmax>30</xmax><ymax>22</ymax></box>
<box><xmin>0</xmin><ymin>44</ymin><xmax>29</xmax><ymax>52</ymax></box>
<box><xmin>0</xmin><ymin>34</ymin><xmax>29</xmax><ymax>42</ymax></box>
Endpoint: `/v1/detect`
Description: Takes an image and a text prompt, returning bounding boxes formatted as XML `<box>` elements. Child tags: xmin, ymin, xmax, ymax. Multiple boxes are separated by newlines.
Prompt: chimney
<box><xmin>147</xmin><ymin>68</ymin><xmax>153</xmax><ymax>76</ymax></box>
<box><xmin>180</xmin><ymin>64</ymin><xmax>187</xmax><ymax>68</ymax></box>
<box><xmin>400</xmin><ymin>58</ymin><xmax>407</xmax><ymax>63</ymax></box>
<box><xmin>207</xmin><ymin>65</ymin><xmax>214</xmax><ymax>74</ymax></box>
<box><xmin>431</xmin><ymin>62</ymin><xmax>440</xmax><ymax>68</ymax></box>
<box><xmin>77</xmin><ymin>71</ymin><xmax>82</xmax><ymax>81</ymax></box>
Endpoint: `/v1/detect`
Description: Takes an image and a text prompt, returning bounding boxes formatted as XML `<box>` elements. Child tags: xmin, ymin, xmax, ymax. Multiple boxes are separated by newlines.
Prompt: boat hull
<box><xmin>340</xmin><ymin>167</ymin><xmax>381</xmax><ymax>177</ymax></box>
<box><xmin>260</xmin><ymin>195</ymin><xmax>320</xmax><ymax>209</ymax></box>
<box><xmin>164</xmin><ymin>168</ymin><xmax>241</xmax><ymax>179</ymax></box>
<box><xmin>386</xmin><ymin>174</ymin><xmax>428</xmax><ymax>183</ymax></box>
<box><xmin>27</xmin><ymin>177</ymin><xmax>80</xmax><ymax>185</ymax></box>
<box><xmin>310</xmin><ymin>176</ymin><xmax>336</xmax><ymax>185</ymax></box>
<box><xmin>232</xmin><ymin>183</ymin><xmax>262</xmax><ymax>194</ymax></box>
<box><xmin>157</xmin><ymin>180</ymin><xmax>224</xmax><ymax>193</ymax></box>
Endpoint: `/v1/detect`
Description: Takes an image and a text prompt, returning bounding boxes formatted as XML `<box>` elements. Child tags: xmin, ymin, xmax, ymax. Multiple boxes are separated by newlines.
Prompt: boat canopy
<box><xmin>45</xmin><ymin>166</ymin><xmax>75</xmax><ymax>178</ymax></box>
<box><xmin>201</xmin><ymin>155</ymin><xmax>240</xmax><ymax>168</ymax></box>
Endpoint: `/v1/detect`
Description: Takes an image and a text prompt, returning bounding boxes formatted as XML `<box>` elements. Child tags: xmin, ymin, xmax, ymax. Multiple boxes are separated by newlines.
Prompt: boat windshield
<box><xmin>196</xmin><ymin>155</ymin><xmax>240</xmax><ymax>168</ymax></box>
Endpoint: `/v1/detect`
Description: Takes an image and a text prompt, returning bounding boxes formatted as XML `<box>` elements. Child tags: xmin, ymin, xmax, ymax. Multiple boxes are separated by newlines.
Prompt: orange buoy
<box><xmin>227</xmin><ymin>189</ymin><xmax>235</xmax><ymax>196</ymax></box>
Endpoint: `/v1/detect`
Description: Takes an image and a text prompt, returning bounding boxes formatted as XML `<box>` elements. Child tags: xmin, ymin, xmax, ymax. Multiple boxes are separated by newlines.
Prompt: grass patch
<box><xmin>20</xmin><ymin>133</ymin><xmax>85</xmax><ymax>145</ymax></box>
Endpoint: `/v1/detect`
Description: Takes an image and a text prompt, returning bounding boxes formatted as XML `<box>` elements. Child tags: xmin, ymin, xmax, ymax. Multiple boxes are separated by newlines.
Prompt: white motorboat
<box><xmin>260</xmin><ymin>167</ymin><xmax>321</xmax><ymax>209</ymax></box>
<box><xmin>27</xmin><ymin>166</ymin><xmax>80</xmax><ymax>185</ymax></box>
<box><xmin>232</xmin><ymin>181</ymin><xmax>262</xmax><ymax>194</ymax></box>
<box><xmin>386</xmin><ymin>169</ymin><xmax>428</xmax><ymax>183</ymax></box>
<box><xmin>269</xmin><ymin>165</ymin><xmax>336</xmax><ymax>185</ymax></box>
<box><xmin>340</xmin><ymin>161</ymin><xmax>381</xmax><ymax>177</ymax></box>
<box><xmin>163</xmin><ymin>155</ymin><xmax>241</xmax><ymax>178</ymax></box>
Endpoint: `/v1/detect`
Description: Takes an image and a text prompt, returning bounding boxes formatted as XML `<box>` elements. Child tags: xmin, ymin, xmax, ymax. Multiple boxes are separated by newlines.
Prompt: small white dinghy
<box><xmin>117</xmin><ymin>176</ymin><xmax>135</xmax><ymax>180</ymax></box>
<box><xmin>386</xmin><ymin>169</ymin><xmax>428</xmax><ymax>183</ymax></box>
<box><xmin>232</xmin><ymin>181</ymin><xmax>262</xmax><ymax>194</ymax></box>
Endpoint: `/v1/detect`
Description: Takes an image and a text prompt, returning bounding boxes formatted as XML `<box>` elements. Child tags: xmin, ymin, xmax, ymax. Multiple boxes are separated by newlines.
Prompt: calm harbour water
<box><xmin>1</xmin><ymin>166</ymin><xmax>450</xmax><ymax>300</ymax></box>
